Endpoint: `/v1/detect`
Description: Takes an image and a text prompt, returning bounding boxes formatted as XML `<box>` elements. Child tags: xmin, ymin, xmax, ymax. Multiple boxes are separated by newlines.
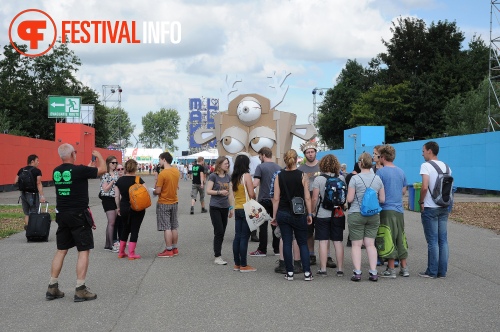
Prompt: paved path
<box><xmin>0</xmin><ymin>177</ymin><xmax>499</xmax><ymax>332</ymax></box>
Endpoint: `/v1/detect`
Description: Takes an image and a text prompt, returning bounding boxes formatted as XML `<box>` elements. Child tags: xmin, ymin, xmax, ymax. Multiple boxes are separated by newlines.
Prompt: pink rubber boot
<box><xmin>118</xmin><ymin>240</ymin><xmax>128</xmax><ymax>259</ymax></box>
<box><xmin>128</xmin><ymin>242</ymin><xmax>141</xmax><ymax>260</ymax></box>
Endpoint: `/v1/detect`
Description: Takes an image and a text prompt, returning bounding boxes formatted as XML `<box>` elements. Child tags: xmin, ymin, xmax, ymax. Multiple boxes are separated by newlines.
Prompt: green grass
<box><xmin>0</xmin><ymin>204</ymin><xmax>56</xmax><ymax>239</ymax></box>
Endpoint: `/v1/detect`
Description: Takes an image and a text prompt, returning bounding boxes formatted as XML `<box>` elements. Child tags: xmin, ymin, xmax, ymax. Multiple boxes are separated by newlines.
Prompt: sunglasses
<box><xmin>117</xmin><ymin>168</ymin><xmax>124</xmax><ymax>171</ymax></box>
<box><xmin>110</xmin><ymin>162</ymin><xmax>118</xmax><ymax>164</ymax></box>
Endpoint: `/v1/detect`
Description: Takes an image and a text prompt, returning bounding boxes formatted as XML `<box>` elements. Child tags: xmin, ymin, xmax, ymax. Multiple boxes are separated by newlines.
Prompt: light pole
<box><xmin>348</xmin><ymin>133</ymin><xmax>357</xmax><ymax>167</ymax></box>
<box><xmin>309</xmin><ymin>87</ymin><xmax>329</xmax><ymax>127</ymax></box>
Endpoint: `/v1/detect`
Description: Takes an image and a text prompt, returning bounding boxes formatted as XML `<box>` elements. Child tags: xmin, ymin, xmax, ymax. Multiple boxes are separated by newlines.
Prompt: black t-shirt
<box><xmin>115</xmin><ymin>175</ymin><xmax>145</xmax><ymax>210</ymax></box>
<box><xmin>191</xmin><ymin>164</ymin><xmax>205</xmax><ymax>185</ymax></box>
<box><xmin>17</xmin><ymin>166</ymin><xmax>42</xmax><ymax>193</ymax></box>
<box><xmin>53</xmin><ymin>163</ymin><xmax>98</xmax><ymax>212</ymax></box>
<box><xmin>278</xmin><ymin>169</ymin><xmax>304</xmax><ymax>211</ymax></box>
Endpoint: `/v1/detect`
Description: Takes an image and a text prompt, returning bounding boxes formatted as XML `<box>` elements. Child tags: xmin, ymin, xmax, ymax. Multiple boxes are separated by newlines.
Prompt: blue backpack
<box><xmin>355</xmin><ymin>175</ymin><xmax>382</xmax><ymax>216</ymax></box>
<box><xmin>320</xmin><ymin>174</ymin><xmax>346</xmax><ymax>210</ymax></box>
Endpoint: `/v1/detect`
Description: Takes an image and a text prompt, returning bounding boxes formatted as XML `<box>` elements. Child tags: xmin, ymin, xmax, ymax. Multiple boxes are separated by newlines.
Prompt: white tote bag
<box><xmin>241</xmin><ymin>176</ymin><xmax>271</xmax><ymax>231</ymax></box>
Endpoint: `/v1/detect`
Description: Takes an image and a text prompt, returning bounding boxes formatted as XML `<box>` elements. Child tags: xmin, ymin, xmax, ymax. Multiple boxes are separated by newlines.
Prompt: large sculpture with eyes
<box><xmin>194</xmin><ymin>92</ymin><xmax>317</xmax><ymax>171</ymax></box>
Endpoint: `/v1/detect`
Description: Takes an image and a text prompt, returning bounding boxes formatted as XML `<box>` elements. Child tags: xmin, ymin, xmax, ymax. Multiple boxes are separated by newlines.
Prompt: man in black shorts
<box><xmin>14</xmin><ymin>154</ymin><xmax>46</xmax><ymax>229</ymax></box>
<box><xmin>190</xmin><ymin>156</ymin><xmax>207</xmax><ymax>214</ymax></box>
<box><xmin>45</xmin><ymin>144</ymin><xmax>106</xmax><ymax>302</ymax></box>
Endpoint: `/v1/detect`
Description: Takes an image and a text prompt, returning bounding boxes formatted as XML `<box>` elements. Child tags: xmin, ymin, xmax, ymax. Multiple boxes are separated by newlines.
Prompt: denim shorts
<box><xmin>20</xmin><ymin>192</ymin><xmax>39</xmax><ymax>216</ymax></box>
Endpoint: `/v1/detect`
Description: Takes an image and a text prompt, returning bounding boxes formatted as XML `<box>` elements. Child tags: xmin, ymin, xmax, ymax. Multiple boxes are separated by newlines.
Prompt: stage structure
<box><xmin>489</xmin><ymin>1</ymin><xmax>500</xmax><ymax>131</ymax></box>
<box><xmin>102</xmin><ymin>85</ymin><xmax>124</xmax><ymax>148</ymax></box>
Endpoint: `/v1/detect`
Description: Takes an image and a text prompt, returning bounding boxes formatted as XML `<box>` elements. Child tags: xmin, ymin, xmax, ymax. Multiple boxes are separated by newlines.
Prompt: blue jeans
<box><xmin>233</xmin><ymin>209</ymin><xmax>250</xmax><ymax>267</ymax></box>
<box><xmin>421</xmin><ymin>207</ymin><xmax>449</xmax><ymax>277</ymax></box>
<box><xmin>277</xmin><ymin>210</ymin><xmax>310</xmax><ymax>274</ymax></box>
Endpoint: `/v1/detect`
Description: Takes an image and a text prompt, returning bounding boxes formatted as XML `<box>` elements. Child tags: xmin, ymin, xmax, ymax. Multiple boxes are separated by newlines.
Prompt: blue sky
<box><xmin>0</xmin><ymin>0</ymin><xmax>493</xmax><ymax>154</ymax></box>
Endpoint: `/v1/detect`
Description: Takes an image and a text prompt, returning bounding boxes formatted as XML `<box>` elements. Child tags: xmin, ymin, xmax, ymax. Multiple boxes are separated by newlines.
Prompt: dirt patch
<box><xmin>449</xmin><ymin>202</ymin><xmax>500</xmax><ymax>234</ymax></box>
<box><xmin>404</xmin><ymin>201</ymin><xmax>500</xmax><ymax>235</ymax></box>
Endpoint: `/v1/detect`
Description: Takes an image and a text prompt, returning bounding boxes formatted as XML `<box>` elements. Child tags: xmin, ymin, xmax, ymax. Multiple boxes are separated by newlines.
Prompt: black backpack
<box><xmin>320</xmin><ymin>174</ymin><xmax>347</xmax><ymax>210</ymax></box>
<box><xmin>428</xmin><ymin>161</ymin><xmax>454</xmax><ymax>207</ymax></box>
<box><xmin>18</xmin><ymin>167</ymin><xmax>37</xmax><ymax>193</ymax></box>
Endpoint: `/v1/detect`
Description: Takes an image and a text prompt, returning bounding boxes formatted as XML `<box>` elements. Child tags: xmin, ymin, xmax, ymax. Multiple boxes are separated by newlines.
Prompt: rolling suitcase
<box><xmin>26</xmin><ymin>202</ymin><xmax>51</xmax><ymax>242</ymax></box>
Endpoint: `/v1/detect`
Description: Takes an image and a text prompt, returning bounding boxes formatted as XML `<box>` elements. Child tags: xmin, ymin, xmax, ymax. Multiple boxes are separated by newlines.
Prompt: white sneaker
<box><xmin>112</xmin><ymin>242</ymin><xmax>119</xmax><ymax>253</ymax></box>
<box><xmin>214</xmin><ymin>256</ymin><xmax>227</xmax><ymax>265</ymax></box>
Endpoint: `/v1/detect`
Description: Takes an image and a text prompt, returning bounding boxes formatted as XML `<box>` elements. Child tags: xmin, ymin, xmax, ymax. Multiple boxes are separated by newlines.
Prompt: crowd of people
<box><xmin>14</xmin><ymin>139</ymin><xmax>451</xmax><ymax>301</ymax></box>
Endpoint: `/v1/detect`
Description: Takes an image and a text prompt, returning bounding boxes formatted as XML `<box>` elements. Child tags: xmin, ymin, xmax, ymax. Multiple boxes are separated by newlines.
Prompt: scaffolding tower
<box><xmin>489</xmin><ymin>1</ymin><xmax>500</xmax><ymax>131</ymax></box>
<box><xmin>102</xmin><ymin>85</ymin><xmax>124</xmax><ymax>148</ymax></box>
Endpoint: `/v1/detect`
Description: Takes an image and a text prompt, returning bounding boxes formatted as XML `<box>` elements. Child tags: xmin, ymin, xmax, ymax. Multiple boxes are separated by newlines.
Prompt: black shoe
<box><xmin>304</xmin><ymin>272</ymin><xmax>314</xmax><ymax>281</ymax></box>
<box><xmin>201</xmin><ymin>208</ymin><xmax>207</xmax><ymax>213</ymax></box>
<box><xmin>293</xmin><ymin>260</ymin><xmax>303</xmax><ymax>273</ymax></box>
<box><xmin>190</xmin><ymin>207</ymin><xmax>194</xmax><ymax>215</ymax></box>
<box><xmin>309</xmin><ymin>255</ymin><xmax>316</xmax><ymax>266</ymax></box>
<box><xmin>275</xmin><ymin>260</ymin><xmax>286</xmax><ymax>274</ymax></box>
<box><xmin>317</xmin><ymin>270</ymin><xmax>328</xmax><ymax>277</ymax></box>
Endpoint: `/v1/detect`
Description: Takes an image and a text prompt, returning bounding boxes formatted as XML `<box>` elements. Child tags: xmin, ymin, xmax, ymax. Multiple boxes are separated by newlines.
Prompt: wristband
<box><xmin>419</xmin><ymin>201</ymin><xmax>424</xmax><ymax>204</ymax></box>
<box><xmin>229</xmin><ymin>206</ymin><xmax>234</xmax><ymax>210</ymax></box>
<box><xmin>308</xmin><ymin>213</ymin><xmax>313</xmax><ymax>217</ymax></box>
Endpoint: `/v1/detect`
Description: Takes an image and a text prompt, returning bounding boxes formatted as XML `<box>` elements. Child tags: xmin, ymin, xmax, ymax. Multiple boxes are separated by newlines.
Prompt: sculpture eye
<box><xmin>249</xmin><ymin>126</ymin><xmax>276</xmax><ymax>153</ymax></box>
<box><xmin>220</xmin><ymin>126</ymin><xmax>248</xmax><ymax>154</ymax></box>
<box><xmin>237</xmin><ymin>98</ymin><xmax>262</xmax><ymax>126</ymax></box>
<box><xmin>250</xmin><ymin>137</ymin><xmax>274</xmax><ymax>152</ymax></box>
<box><xmin>222</xmin><ymin>136</ymin><xmax>245</xmax><ymax>154</ymax></box>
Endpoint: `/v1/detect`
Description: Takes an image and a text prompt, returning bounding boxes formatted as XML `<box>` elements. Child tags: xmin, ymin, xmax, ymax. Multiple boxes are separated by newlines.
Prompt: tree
<box><xmin>349</xmin><ymin>81</ymin><xmax>416</xmax><ymax>143</ymax></box>
<box><xmin>317</xmin><ymin>59</ymin><xmax>370</xmax><ymax>148</ymax></box>
<box><xmin>0</xmin><ymin>41</ymin><xmax>119</xmax><ymax>145</ymax></box>
<box><xmin>28</xmin><ymin>41</ymin><xmax>83</xmax><ymax>140</ymax></box>
<box><xmin>378</xmin><ymin>18</ymin><xmax>471</xmax><ymax>138</ymax></box>
<box><xmin>139</xmin><ymin>108</ymin><xmax>180</xmax><ymax>151</ymax></box>
<box><xmin>444</xmin><ymin>78</ymin><xmax>489</xmax><ymax>136</ymax></box>
<box><xmin>0</xmin><ymin>44</ymin><xmax>32</xmax><ymax>137</ymax></box>
<box><xmin>379</xmin><ymin>17</ymin><xmax>430</xmax><ymax>84</ymax></box>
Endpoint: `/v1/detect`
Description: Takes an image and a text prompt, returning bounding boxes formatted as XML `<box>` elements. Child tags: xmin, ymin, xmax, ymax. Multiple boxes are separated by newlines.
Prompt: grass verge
<box><xmin>0</xmin><ymin>205</ymin><xmax>56</xmax><ymax>239</ymax></box>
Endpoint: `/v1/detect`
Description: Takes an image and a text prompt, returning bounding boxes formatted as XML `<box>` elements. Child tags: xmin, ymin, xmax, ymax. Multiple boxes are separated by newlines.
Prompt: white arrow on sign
<box><xmin>51</xmin><ymin>102</ymin><xmax>64</xmax><ymax>108</ymax></box>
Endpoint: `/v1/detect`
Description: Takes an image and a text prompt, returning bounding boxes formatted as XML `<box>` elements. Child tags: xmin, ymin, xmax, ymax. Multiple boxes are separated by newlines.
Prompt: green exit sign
<box><xmin>48</xmin><ymin>96</ymin><xmax>81</xmax><ymax>118</ymax></box>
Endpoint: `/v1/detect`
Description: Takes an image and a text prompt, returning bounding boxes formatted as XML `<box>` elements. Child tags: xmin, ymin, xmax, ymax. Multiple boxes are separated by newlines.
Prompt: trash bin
<box><xmin>448</xmin><ymin>186</ymin><xmax>458</xmax><ymax>213</ymax></box>
<box><xmin>407</xmin><ymin>184</ymin><xmax>415</xmax><ymax>211</ymax></box>
<box><xmin>413</xmin><ymin>182</ymin><xmax>422</xmax><ymax>212</ymax></box>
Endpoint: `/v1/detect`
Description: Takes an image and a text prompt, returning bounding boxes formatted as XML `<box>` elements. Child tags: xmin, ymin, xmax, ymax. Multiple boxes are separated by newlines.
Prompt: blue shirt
<box><xmin>376</xmin><ymin>166</ymin><xmax>407</xmax><ymax>213</ymax></box>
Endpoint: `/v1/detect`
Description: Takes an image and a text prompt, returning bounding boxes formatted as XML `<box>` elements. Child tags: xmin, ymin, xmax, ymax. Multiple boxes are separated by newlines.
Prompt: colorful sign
<box><xmin>188</xmin><ymin>97</ymin><xmax>219</xmax><ymax>149</ymax></box>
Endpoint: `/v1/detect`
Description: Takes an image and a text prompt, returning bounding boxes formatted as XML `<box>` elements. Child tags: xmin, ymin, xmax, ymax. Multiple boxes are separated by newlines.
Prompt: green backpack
<box><xmin>375</xmin><ymin>224</ymin><xmax>395</xmax><ymax>258</ymax></box>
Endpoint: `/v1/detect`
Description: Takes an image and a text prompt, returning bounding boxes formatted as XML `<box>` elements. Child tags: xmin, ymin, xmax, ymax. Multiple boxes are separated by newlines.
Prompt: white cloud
<box><xmin>1</xmin><ymin>0</ymin><xmax>487</xmax><ymax>153</ymax></box>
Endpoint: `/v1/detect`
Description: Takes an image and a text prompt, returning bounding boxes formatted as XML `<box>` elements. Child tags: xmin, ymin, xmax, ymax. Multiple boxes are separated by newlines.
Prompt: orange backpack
<box><xmin>129</xmin><ymin>176</ymin><xmax>151</xmax><ymax>211</ymax></box>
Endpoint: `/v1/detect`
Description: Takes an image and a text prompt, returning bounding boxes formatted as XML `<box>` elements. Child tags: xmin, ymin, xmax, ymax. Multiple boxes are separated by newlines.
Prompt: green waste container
<box><xmin>407</xmin><ymin>184</ymin><xmax>415</xmax><ymax>211</ymax></box>
<box><xmin>413</xmin><ymin>182</ymin><xmax>422</xmax><ymax>212</ymax></box>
